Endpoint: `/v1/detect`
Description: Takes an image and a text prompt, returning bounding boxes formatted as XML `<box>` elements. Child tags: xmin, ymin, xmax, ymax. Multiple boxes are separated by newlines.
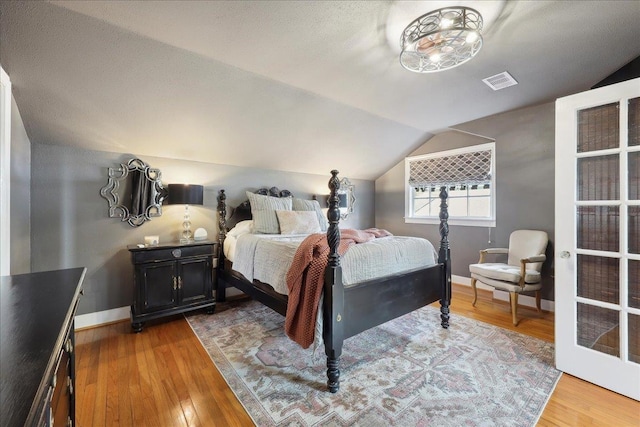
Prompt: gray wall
<box><xmin>30</xmin><ymin>143</ymin><xmax>374</xmax><ymax>315</ymax></box>
<box><xmin>375</xmin><ymin>102</ymin><xmax>555</xmax><ymax>300</ymax></box>
<box><xmin>10</xmin><ymin>94</ymin><xmax>30</xmax><ymax>274</ymax></box>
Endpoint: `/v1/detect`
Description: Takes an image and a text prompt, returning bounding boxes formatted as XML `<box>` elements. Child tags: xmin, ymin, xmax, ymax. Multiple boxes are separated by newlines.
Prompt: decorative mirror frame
<box><xmin>338</xmin><ymin>177</ymin><xmax>356</xmax><ymax>219</ymax></box>
<box><xmin>99</xmin><ymin>158</ymin><xmax>167</xmax><ymax>227</ymax></box>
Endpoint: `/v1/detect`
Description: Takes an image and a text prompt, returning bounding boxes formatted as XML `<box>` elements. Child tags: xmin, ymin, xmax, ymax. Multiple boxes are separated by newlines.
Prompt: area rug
<box><xmin>186</xmin><ymin>300</ymin><xmax>561</xmax><ymax>426</ymax></box>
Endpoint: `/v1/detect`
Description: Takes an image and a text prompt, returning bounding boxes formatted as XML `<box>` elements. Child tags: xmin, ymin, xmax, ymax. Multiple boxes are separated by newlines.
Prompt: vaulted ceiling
<box><xmin>1</xmin><ymin>1</ymin><xmax>638</xmax><ymax>180</ymax></box>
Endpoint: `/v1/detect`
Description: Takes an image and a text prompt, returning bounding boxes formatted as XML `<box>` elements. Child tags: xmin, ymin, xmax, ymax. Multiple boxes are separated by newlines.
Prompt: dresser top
<box><xmin>0</xmin><ymin>267</ymin><xmax>86</xmax><ymax>426</ymax></box>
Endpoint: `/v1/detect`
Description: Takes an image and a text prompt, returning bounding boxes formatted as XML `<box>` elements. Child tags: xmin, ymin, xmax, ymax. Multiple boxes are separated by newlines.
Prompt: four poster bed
<box><xmin>215</xmin><ymin>170</ymin><xmax>451</xmax><ymax>393</ymax></box>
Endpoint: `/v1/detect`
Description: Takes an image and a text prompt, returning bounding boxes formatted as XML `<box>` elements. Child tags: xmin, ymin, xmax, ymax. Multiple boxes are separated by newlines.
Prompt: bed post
<box><xmin>324</xmin><ymin>170</ymin><xmax>344</xmax><ymax>393</ymax></box>
<box><xmin>438</xmin><ymin>186</ymin><xmax>452</xmax><ymax>329</ymax></box>
<box><xmin>217</xmin><ymin>189</ymin><xmax>227</xmax><ymax>302</ymax></box>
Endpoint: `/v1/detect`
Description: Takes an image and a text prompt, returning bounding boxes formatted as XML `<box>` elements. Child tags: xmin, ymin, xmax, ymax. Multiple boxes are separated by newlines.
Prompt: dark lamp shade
<box><xmin>168</xmin><ymin>184</ymin><xmax>203</xmax><ymax>205</ymax></box>
<box><xmin>326</xmin><ymin>193</ymin><xmax>348</xmax><ymax>208</ymax></box>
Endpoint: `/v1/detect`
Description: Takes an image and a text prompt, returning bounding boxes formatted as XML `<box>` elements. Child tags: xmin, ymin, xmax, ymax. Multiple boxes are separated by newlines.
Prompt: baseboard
<box><xmin>492</xmin><ymin>290</ymin><xmax>555</xmax><ymax>312</ymax></box>
<box><xmin>452</xmin><ymin>274</ymin><xmax>555</xmax><ymax>312</ymax></box>
<box><xmin>74</xmin><ymin>276</ymin><xmax>554</xmax><ymax>330</ymax></box>
<box><xmin>74</xmin><ymin>292</ymin><xmax>243</xmax><ymax>330</ymax></box>
<box><xmin>75</xmin><ymin>306</ymin><xmax>130</xmax><ymax>330</ymax></box>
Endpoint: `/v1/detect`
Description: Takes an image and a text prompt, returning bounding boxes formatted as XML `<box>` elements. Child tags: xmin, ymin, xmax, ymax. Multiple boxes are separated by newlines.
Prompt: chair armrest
<box><xmin>521</xmin><ymin>254</ymin><xmax>546</xmax><ymax>264</ymax></box>
<box><xmin>483</xmin><ymin>248</ymin><xmax>509</xmax><ymax>254</ymax></box>
<box><xmin>518</xmin><ymin>254</ymin><xmax>546</xmax><ymax>288</ymax></box>
<box><xmin>478</xmin><ymin>247</ymin><xmax>509</xmax><ymax>263</ymax></box>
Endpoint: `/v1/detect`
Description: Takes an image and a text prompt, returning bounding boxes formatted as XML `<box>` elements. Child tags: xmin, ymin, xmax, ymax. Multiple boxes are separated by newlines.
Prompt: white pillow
<box><xmin>228</xmin><ymin>220</ymin><xmax>253</xmax><ymax>237</ymax></box>
<box><xmin>292</xmin><ymin>198</ymin><xmax>328</xmax><ymax>232</ymax></box>
<box><xmin>276</xmin><ymin>210</ymin><xmax>321</xmax><ymax>235</ymax></box>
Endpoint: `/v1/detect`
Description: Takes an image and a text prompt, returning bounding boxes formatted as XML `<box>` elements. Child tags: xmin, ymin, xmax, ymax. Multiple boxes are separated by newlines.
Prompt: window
<box><xmin>405</xmin><ymin>142</ymin><xmax>496</xmax><ymax>227</ymax></box>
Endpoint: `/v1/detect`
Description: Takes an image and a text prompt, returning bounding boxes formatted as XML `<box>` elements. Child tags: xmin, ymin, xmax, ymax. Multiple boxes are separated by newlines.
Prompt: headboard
<box><xmin>218</xmin><ymin>186</ymin><xmax>294</xmax><ymax>233</ymax></box>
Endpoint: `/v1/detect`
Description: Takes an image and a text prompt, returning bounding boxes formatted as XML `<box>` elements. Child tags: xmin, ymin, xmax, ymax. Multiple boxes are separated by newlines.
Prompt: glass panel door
<box><xmin>555</xmin><ymin>79</ymin><xmax>640</xmax><ymax>401</ymax></box>
<box><xmin>576</xmin><ymin>102</ymin><xmax>621</xmax><ymax>357</ymax></box>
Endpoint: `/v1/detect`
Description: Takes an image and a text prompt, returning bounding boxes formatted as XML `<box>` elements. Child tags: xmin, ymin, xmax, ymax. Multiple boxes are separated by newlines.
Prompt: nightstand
<box><xmin>128</xmin><ymin>241</ymin><xmax>217</xmax><ymax>332</ymax></box>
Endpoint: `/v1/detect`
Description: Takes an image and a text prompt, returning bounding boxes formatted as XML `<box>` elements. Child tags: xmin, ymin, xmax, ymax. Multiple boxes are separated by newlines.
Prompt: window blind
<box><xmin>408</xmin><ymin>149</ymin><xmax>492</xmax><ymax>188</ymax></box>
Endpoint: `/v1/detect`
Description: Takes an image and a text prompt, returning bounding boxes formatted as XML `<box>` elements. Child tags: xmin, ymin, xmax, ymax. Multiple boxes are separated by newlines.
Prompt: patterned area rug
<box><xmin>187</xmin><ymin>300</ymin><xmax>560</xmax><ymax>426</ymax></box>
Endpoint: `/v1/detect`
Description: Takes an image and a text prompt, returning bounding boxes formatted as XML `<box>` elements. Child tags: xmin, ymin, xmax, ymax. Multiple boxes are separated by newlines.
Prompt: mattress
<box><xmin>224</xmin><ymin>221</ymin><xmax>438</xmax><ymax>295</ymax></box>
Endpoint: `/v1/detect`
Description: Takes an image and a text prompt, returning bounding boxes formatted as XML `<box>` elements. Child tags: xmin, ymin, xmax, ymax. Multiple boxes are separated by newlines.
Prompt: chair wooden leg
<box><xmin>510</xmin><ymin>292</ymin><xmax>519</xmax><ymax>326</ymax></box>
<box><xmin>471</xmin><ymin>278</ymin><xmax>478</xmax><ymax>307</ymax></box>
<box><xmin>535</xmin><ymin>290</ymin><xmax>542</xmax><ymax>312</ymax></box>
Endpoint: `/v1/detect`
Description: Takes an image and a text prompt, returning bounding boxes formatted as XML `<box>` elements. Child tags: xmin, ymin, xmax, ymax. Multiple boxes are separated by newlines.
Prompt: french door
<box><xmin>555</xmin><ymin>77</ymin><xmax>640</xmax><ymax>400</ymax></box>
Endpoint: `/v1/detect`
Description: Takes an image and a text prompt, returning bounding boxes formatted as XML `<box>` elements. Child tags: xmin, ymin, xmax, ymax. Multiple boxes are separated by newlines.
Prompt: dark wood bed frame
<box><xmin>216</xmin><ymin>170</ymin><xmax>451</xmax><ymax>393</ymax></box>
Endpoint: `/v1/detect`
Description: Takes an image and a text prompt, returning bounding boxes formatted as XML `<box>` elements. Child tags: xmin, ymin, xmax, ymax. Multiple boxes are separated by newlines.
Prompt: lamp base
<box><xmin>180</xmin><ymin>205</ymin><xmax>193</xmax><ymax>244</ymax></box>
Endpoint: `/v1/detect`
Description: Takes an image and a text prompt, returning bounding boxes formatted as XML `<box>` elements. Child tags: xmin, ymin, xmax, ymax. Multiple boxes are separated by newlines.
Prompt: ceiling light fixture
<box><xmin>400</xmin><ymin>6</ymin><xmax>483</xmax><ymax>73</ymax></box>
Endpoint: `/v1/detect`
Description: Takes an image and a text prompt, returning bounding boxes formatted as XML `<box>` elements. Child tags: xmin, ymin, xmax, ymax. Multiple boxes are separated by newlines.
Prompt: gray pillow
<box><xmin>292</xmin><ymin>198</ymin><xmax>328</xmax><ymax>232</ymax></box>
<box><xmin>246</xmin><ymin>191</ymin><xmax>292</xmax><ymax>234</ymax></box>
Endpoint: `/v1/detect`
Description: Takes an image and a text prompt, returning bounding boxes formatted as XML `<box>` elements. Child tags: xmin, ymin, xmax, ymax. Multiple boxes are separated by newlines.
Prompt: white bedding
<box><xmin>224</xmin><ymin>221</ymin><xmax>438</xmax><ymax>295</ymax></box>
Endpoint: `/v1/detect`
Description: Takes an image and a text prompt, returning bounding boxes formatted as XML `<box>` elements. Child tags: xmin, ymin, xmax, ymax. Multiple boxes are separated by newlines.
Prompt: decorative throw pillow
<box><xmin>292</xmin><ymin>198</ymin><xmax>328</xmax><ymax>231</ymax></box>
<box><xmin>276</xmin><ymin>210</ymin><xmax>321</xmax><ymax>235</ymax></box>
<box><xmin>246</xmin><ymin>191</ymin><xmax>292</xmax><ymax>234</ymax></box>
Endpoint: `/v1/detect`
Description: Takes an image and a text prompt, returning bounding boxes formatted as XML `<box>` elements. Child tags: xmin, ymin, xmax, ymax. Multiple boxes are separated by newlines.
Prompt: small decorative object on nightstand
<box><xmin>193</xmin><ymin>227</ymin><xmax>207</xmax><ymax>241</ymax></box>
<box><xmin>128</xmin><ymin>240</ymin><xmax>217</xmax><ymax>332</ymax></box>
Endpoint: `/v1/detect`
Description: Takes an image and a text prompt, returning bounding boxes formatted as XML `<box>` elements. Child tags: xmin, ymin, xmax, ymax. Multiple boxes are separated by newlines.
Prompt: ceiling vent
<box><xmin>482</xmin><ymin>71</ymin><xmax>518</xmax><ymax>90</ymax></box>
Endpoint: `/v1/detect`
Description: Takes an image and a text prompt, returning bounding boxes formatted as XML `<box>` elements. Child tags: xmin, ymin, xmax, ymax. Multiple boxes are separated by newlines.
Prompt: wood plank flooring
<box><xmin>76</xmin><ymin>314</ymin><xmax>253</xmax><ymax>426</ymax></box>
<box><xmin>75</xmin><ymin>285</ymin><xmax>640</xmax><ymax>426</ymax></box>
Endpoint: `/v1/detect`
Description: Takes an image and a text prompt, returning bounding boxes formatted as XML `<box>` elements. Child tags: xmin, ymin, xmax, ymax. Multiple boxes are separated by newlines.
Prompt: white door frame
<box><xmin>0</xmin><ymin>66</ymin><xmax>11</xmax><ymax>276</ymax></box>
<box><xmin>555</xmin><ymin>77</ymin><xmax>640</xmax><ymax>400</ymax></box>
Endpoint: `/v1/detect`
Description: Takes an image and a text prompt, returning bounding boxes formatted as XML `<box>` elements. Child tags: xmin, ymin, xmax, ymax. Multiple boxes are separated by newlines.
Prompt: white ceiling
<box><xmin>1</xmin><ymin>1</ymin><xmax>639</xmax><ymax>180</ymax></box>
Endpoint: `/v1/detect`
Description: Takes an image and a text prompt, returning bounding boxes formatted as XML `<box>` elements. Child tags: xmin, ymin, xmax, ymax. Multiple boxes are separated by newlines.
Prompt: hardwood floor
<box><xmin>75</xmin><ymin>285</ymin><xmax>640</xmax><ymax>426</ymax></box>
<box><xmin>75</xmin><ymin>314</ymin><xmax>253</xmax><ymax>426</ymax></box>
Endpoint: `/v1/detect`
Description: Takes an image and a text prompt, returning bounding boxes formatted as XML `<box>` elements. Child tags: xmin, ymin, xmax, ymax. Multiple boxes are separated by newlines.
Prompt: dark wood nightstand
<box><xmin>128</xmin><ymin>241</ymin><xmax>217</xmax><ymax>332</ymax></box>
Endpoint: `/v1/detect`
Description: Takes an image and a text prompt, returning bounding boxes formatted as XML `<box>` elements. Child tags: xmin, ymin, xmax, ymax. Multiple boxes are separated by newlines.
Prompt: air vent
<box><xmin>482</xmin><ymin>71</ymin><xmax>518</xmax><ymax>91</ymax></box>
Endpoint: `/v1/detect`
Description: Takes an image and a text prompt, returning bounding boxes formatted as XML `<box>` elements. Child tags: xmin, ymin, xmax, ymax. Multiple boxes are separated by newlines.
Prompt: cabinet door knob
<box><xmin>172</xmin><ymin>249</ymin><xmax>182</xmax><ymax>258</ymax></box>
<box><xmin>172</xmin><ymin>276</ymin><xmax>177</xmax><ymax>290</ymax></box>
<box><xmin>560</xmin><ymin>251</ymin><xmax>571</xmax><ymax>259</ymax></box>
<box><xmin>178</xmin><ymin>276</ymin><xmax>183</xmax><ymax>290</ymax></box>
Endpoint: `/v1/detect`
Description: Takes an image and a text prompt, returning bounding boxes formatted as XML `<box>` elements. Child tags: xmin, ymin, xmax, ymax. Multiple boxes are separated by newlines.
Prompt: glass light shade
<box><xmin>400</xmin><ymin>7</ymin><xmax>483</xmax><ymax>73</ymax></box>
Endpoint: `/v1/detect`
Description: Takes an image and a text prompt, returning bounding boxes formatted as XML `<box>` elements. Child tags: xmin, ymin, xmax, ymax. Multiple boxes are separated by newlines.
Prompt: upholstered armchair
<box><xmin>469</xmin><ymin>230</ymin><xmax>548</xmax><ymax>326</ymax></box>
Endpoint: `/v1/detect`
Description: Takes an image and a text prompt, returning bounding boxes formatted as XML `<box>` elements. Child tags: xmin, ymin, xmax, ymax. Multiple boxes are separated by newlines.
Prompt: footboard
<box><xmin>341</xmin><ymin>264</ymin><xmax>444</xmax><ymax>339</ymax></box>
<box><xmin>322</xmin><ymin>170</ymin><xmax>451</xmax><ymax>393</ymax></box>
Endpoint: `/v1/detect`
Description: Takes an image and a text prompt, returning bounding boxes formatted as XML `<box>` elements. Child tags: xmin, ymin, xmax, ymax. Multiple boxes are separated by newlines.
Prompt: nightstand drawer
<box><xmin>130</xmin><ymin>243</ymin><xmax>215</xmax><ymax>264</ymax></box>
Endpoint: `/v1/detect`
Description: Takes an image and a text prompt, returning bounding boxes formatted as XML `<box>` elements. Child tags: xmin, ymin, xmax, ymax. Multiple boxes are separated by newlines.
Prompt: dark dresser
<box><xmin>0</xmin><ymin>267</ymin><xmax>85</xmax><ymax>427</ymax></box>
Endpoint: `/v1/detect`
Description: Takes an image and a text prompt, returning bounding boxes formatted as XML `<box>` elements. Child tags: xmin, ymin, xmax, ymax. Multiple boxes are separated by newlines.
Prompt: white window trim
<box><xmin>0</xmin><ymin>66</ymin><xmax>11</xmax><ymax>275</ymax></box>
<box><xmin>404</xmin><ymin>142</ymin><xmax>496</xmax><ymax>227</ymax></box>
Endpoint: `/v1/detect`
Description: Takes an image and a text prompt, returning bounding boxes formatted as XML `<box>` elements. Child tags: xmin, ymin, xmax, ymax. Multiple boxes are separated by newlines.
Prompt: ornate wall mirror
<box><xmin>333</xmin><ymin>177</ymin><xmax>356</xmax><ymax>219</ymax></box>
<box><xmin>99</xmin><ymin>158</ymin><xmax>168</xmax><ymax>227</ymax></box>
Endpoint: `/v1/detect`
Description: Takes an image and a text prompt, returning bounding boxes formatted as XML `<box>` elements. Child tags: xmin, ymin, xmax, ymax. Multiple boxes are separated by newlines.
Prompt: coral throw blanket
<box><xmin>285</xmin><ymin>228</ymin><xmax>392</xmax><ymax>348</ymax></box>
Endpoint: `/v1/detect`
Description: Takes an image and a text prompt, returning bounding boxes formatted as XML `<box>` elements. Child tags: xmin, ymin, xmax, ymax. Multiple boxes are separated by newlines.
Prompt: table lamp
<box><xmin>168</xmin><ymin>184</ymin><xmax>204</xmax><ymax>243</ymax></box>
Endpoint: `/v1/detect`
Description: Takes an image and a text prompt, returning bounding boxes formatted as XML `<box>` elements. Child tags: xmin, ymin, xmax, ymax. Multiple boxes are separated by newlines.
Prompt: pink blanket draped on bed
<box><xmin>284</xmin><ymin>228</ymin><xmax>392</xmax><ymax>348</ymax></box>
